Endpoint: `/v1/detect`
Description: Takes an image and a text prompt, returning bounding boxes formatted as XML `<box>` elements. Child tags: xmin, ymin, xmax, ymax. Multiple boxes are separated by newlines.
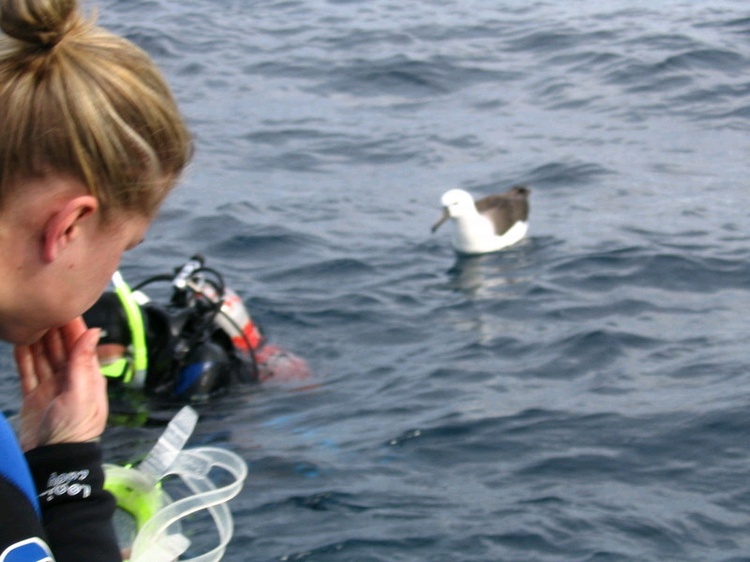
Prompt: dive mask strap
<box><xmin>111</xmin><ymin>271</ymin><xmax>148</xmax><ymax>387</ymax></box>
<box><xmin>104</xmin><ymin>406</ymin><xmax>248</xmax><ymax>562</ymax></box>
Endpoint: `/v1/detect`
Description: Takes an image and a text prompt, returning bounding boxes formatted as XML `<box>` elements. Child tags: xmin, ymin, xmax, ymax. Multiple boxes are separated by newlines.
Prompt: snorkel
<box><xmin>99</xmin><ymin>271</ymin><xmax>149</xmax><ymax>387</ymax></box>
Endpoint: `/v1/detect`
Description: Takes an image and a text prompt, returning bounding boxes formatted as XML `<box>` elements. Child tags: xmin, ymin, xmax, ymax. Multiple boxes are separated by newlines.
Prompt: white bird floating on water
<box><xmin>431</xmin><ymin>186</ymin><xmax>530</xmax><ymax>255</ymax></box>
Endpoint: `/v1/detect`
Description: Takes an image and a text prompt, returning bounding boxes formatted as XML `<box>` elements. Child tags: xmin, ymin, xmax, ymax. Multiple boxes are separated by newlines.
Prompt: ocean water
<box><xmin>2</xmin><ymin>0</ymin><xmax>750</xmax><ymax>560</ymax></box>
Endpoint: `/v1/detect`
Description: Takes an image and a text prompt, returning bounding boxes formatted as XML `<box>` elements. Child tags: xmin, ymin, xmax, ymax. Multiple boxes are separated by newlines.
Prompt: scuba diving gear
<box><xmin>84</xmin><ymin>256</ymin><xmax>264</xmax><ymax>402</ymax></box>
<box><xmin>172</xmin><ymin>341</ymin><xmax>230</xmax><ymax>398</ymax></box>
<box><xmin>84</xmin><ymin>254</ymin><xmax>312</xmax><ymax>403</ymax></box>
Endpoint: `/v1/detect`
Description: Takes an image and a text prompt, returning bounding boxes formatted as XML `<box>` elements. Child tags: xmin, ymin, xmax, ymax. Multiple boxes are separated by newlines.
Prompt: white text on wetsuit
<box><xmin>40</xmin><ymin>470</ymin><xmax>91</xmax><ymax>502</ymax></box>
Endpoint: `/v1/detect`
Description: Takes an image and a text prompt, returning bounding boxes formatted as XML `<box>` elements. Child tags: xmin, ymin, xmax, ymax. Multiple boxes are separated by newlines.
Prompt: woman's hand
<box><xmin>14</xmin><ymin>317</ymin><xmax>108</xmax><ymax>452</ymax></box>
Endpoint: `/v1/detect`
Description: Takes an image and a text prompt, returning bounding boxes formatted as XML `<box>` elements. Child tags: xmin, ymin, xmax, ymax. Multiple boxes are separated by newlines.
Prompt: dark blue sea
<box><xmin>2</xmin><ymin>0</ymin><xmax>750</xmax><ymax>560</ymax></box>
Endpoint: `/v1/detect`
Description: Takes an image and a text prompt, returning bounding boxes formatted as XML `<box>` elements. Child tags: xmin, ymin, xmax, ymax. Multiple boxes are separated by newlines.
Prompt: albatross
<box><xmin>432</xmin><ymin>186</ymin><xmax>530</xmax><ymax>255</ymax></box>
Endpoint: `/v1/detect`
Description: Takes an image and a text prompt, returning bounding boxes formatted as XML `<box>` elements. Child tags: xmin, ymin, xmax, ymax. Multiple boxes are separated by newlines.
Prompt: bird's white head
<box><xmin>432</xmin><ymin>189</ymin><xmax>477</xmax><ymax>233</ymax></box>
<box><xmin>440</xmin><ymin>189</ymin><xmax>475</xmax><ymax>218</ymax></box>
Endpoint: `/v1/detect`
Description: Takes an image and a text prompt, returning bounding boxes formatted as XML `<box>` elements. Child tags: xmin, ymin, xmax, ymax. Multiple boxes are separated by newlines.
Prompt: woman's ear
<box><xmin>42</xmin><ymin>195</ymin><xmax>99</xmax><ymax>263</ymax></box>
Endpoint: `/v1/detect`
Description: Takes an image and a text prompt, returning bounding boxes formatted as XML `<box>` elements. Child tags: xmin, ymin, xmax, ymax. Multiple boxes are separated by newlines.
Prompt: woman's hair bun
<box><xmin>0</xmin><ymin>0</ymin><xmax>78</xmax><ymax>48</ymax></box>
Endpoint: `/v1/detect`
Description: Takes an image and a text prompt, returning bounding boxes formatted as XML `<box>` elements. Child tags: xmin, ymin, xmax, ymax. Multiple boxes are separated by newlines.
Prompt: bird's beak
<box><xmin>431</xmin><ymin>209</ymin><xmax>448</xmax><ymax>233</ymax></box>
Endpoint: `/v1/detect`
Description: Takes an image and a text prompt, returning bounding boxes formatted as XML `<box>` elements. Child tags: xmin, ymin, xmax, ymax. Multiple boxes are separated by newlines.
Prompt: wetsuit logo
<box><xmin>0</xmin><ymin>538</ymin><xmax>53</xmax><ymax>562</ymax></box>
<box><xmin>39</xmin><ymin>470</ymin><xmax>91</xmax><ymax>503</ymax></box>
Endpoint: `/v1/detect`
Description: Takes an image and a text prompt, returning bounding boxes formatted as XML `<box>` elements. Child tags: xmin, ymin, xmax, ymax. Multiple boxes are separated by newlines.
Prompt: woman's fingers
<box><xmin>45</xmin><ymin>326</ymin><xmax>106</xmax><ymax>445</ymax></box>
<box><xmin>65</xmin><ymin>327</ymin><xmax>103</xmax><ymax>394</ymax></box>
<box><xmin>14</xmin><ymin>344</ymin><xmax>37</xmax><ymax>396</ymax></box>
<box><xmin>29</xmin><ymin>337</ymin><xmax>56</xmax><ymax>390</ymax></box>
<box><xmin>14</xmin><ymin>318</ymin><xmax>107</xmax><ymax>448</ymax></box>
<box><xmin>61</xmin><ymin>317</ymin><xmax>88</xmax><ymax>354</ymax></box>
<box><xmin>42</xmin><ymin>326</ymin><xmax>66</xmax><ymax>371</ymax></box>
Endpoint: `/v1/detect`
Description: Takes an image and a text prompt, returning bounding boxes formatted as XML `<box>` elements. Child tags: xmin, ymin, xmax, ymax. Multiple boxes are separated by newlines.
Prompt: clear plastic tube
<box><xmin>105</xmin><ymin>407</ymin><xmax>248</xmax><ymax>562</ymax></box>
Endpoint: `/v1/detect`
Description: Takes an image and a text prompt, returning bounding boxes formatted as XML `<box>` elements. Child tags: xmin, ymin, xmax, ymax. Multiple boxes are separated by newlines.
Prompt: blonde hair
<box><xmin>0</xmin><ymin>0</ymin><xmax>193</xmax><ymax>214</ymax></box>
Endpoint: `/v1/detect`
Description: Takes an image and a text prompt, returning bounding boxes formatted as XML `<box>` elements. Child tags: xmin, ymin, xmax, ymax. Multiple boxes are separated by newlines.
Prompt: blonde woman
<box><xmin>0</xmin><ymin>0</ymin><xmax>192</xmax><ymax>559</ymax></box>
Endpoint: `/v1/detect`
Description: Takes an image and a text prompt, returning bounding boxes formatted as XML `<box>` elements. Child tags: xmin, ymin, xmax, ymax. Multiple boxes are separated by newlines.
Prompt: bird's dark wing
<box><xmin>475</xmin><ymin>186</ymin><xmax>530</xmax><ymax>236</ymax></box>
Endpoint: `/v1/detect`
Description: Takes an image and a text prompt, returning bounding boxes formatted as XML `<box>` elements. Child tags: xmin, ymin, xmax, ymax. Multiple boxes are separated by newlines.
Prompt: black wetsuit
<box><xmin>0</xmin><ymin>414</ymin><xmax>120</xmax><ymax>561</ymax></box>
